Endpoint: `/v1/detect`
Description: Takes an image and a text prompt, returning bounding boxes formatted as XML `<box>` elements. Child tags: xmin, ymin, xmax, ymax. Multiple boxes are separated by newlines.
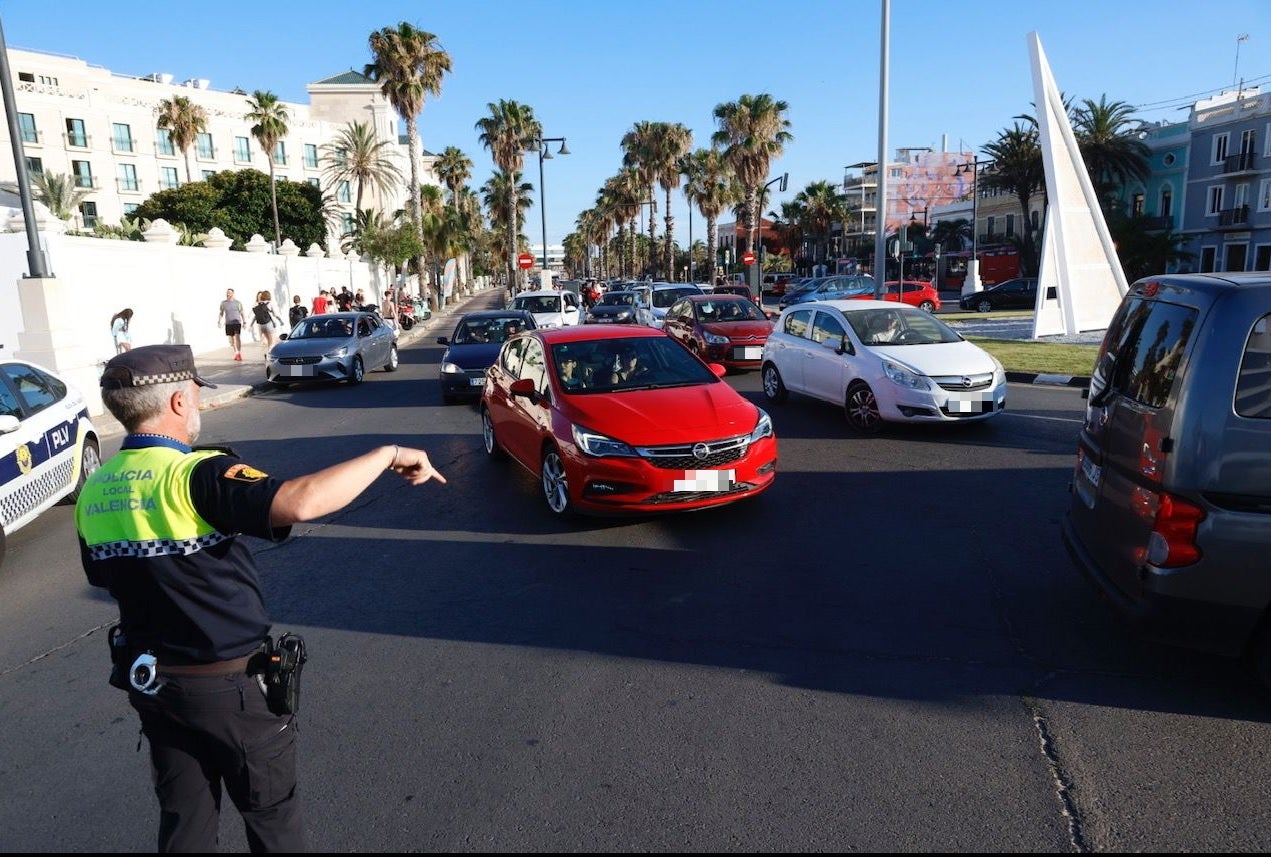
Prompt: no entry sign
<box><xmin>517</xmin><ymin>253</ymin><xmax>534</xmax><ymax>269</ymax></box>
<box><xmin>742</xmin><ymin>251</ymin><xmax>756</xmax><ymax>265</ymax></box>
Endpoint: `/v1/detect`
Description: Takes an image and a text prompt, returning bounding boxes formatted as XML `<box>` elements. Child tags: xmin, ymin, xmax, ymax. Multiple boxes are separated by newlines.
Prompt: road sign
<box><xmin>742</xmin><ymin>251</ymin><xmax>756</xmax><ymax>266</ymax></box>
<box><xmin>517</xmin><ymin>253</ymin><xmax>534</xmax><ymax>270</ymax></box>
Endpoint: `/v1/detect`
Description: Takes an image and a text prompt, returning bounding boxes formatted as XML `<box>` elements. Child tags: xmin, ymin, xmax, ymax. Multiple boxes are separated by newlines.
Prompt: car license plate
<box><xmin>1075</xmin><ymin>455</ymin><xmax>1101</xmax><ymax>509</ymax></box>
<box><xmin>284</xmin><ymin>365</ymin><xmax>313</xmax><ymax>377</ymax></box>
<box><xmin>595</xmin><ymin>318</ymin><xmax>614</xmax><ymax>323</ymax></box>
<box><xmin>673</xmin><ymin>469</ymin><xmax>735</xmax><ymax>493</ymax></box>
<box><xmin>733</xmin><ymin>346</ymin><xmax>763</xmax><ymax>360</ymax></box>
<box><xmin>469</xmin><ymin>377</ymin><xmax>485</xmax><ymax>387</ymax></box>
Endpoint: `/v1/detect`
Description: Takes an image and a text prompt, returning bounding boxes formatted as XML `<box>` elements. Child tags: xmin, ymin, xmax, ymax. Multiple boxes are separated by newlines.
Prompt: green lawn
<box><xmin>966</xmin><ymin>337</ymin><xmax>1100</xmax><ymax>377</ymax></box>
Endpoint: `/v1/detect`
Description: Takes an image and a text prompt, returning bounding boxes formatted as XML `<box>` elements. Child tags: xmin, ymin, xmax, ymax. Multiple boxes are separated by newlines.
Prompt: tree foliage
<box><xmin>133</xmin><ymin>170</ymin><xmax>325</xmax><ymax>250</ymax></box>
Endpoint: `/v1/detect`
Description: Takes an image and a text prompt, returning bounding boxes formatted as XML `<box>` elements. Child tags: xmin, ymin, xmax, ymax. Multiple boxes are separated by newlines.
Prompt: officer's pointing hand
<box><xmin>389</xmin><ymin>446</ymin><xmax>447</xmax><ymax>486</ymax></box>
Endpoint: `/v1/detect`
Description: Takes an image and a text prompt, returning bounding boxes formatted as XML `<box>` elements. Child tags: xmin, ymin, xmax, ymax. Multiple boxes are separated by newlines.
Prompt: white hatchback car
<box><xmin>508</xmin><ymin>289</ymin><xmax>582</xmax><ymax>329</ymax></box>
<box><xmin>760</xmin><ymin>300</ymin><xmax>1007</xmax><ymax>431</ymax></box>
<box><xmin>0</xmin><ymin>360</ymin><xmax>100</xmax><ymax>565</ymax></box>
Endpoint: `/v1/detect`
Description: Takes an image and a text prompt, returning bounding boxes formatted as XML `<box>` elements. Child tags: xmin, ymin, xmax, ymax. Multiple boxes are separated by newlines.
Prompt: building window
<box><xmin>304</xmin><ymin>143</ymin><xmax>318</xmax><ymax>168</ymax></box>
<box><xmin>1030</xmin><ymin>210</ymin><xmax>1040</xmax><ymax>231</ymax></box>
<box><xmin>65</xmin><ymin>118</ymin><xmax>88</xmax><ymax>148</ymax></box>
<box><xmin>234</xmin><ymin>136</ymin><xmax>251</xmax><ymax>163</ymax></box>
<box><xmin>986</xmin><ymin>216</ymin><xmax>996</xmax><ymax>237</ymax></box>
<box><xmin>123</xmin><ymin>203</ymin><xmax>139</xmax><ymax>216</ymax></box>
<box><xmin>1131</xmin><ymin>193</ymin><xmax>1145</xmax><ymax>217</ymax></box>
<box><xmin>334</xmin><ymin>146</ymin><xmax>347</xmax><ymax>166</ymax></box>
<box><xmin>1207</xmin><ymin>186</ymin><xmax>1224</xmax><ymax>215</ymax></box>
<box><xmin>337</xmin><ymin>180</ymin><xmax>352</xmax><ymax>203</ymax></box>
<box><xmin>1005</xmin><ymin>214</ymin><xmax>1015</xmax><ymax>237</ymax></box>
<box><xmin>1161</xmin><ymin>187</ymin><xmax>1174</xmax><ymax>218</ymax></box>
<box><xmin>307</xmin><ymin>177</ymin><xmax>320</xmax><ymax>188</ymax></box>
<box><xmin>1212</xmin><ymin>133</ymin><xmax>1229</xmax><ymax>165</ymax></box>
<box><xmin>341</xmin><ymin>212</ymin><xmax>354</xmax><ymax>235</ymax></box>
<box><xmin>273</xmin><ymin>141</ymin><xmax>287</xmax><ymax>166</ymax></box>
<box><xmin>117</xmin><ymin>163</ymin><xmax>139</xmax><ymax>192</ymax></box>
<box><xmin>72</xmin><ymin>160</ymin><xmax>93</xmax><ymax>189</ymax></box>
<box><xmin>80</xmin><ymin>201</ymin><xmax>98</xmax><ymax>228</ymax></box>
<box><xmin>25</xmin><ymin>156</ymin><xmax>43</xmax><ymax>177</ymax></box>
<box><xmin>38</xmin><ymin>74</ymin><xmax>58</xmax><ymax>87</ymax></box>
<box><xmin>196</xmin><ymin>132</ymin><xmax>214</xmax><ymax>159</ymax></box>
<box><xmin>18</xmin><ymin>112</ymin><xmax>38</xmax><ymax>144</ymax></box>
<box><xmin>160</xmin><ymin>166</ymin><xmax>180</xmax><ymax>189</ymax></box>
<box><xmin>1200</xmin><ymin>246</ymin><xmax>1217</xmax><ymax>273</ymax></box>
<box><xmin>155</xmin><ymin>129</ymin><xmax>175</xmax><ymax>156</ymax></box>
<box><xmin>1241</xmin><ymin>129</ymin><xmax>1257</xmax><ymax>155</ymax></box>
<box><xmin>202</xmin><ymin>170</ymin><xmax>216</xmax><ymax>180</ymax></box>
<box><xmin>112</xmin><ymin>123</ymin><xmax>134</xmax><ymax>153</ymax></box>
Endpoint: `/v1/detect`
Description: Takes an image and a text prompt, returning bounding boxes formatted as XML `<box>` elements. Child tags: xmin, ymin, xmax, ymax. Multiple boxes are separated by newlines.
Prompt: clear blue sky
<box><xmin>6</xmin><ymin>2</ymin><xmax>1269</xmax><ymax>249</ymax></box>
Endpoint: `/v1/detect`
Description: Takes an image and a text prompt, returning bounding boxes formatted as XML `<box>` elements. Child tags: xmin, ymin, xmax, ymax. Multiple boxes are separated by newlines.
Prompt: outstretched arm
<box><xmin>270</xmin><ymin>445</ymin><xmax>446</xmax><ymax>526</ymax></box>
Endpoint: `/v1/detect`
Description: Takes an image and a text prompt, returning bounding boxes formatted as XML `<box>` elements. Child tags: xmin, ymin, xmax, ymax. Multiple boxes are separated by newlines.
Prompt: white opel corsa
<box><xmin>0</xmin><ymin>360</ymin><xmax>100</xmax><ymax>565</ymax></box>
<box><xmin>760</xmin><ymin>300</ymin><xmax>1007</xmax><ymax>431</ymax></box>
<box><xmin>508</xmin><ymin>289</ymin><xmax>582</xmax><ymax>329</ymax></box>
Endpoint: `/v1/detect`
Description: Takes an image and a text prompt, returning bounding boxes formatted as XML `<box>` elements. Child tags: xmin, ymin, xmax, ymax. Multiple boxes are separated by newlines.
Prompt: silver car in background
<box><xmin>266</xmin><ymin>311</ymin><xmax>399</xmax><ymax>387</ymax></box>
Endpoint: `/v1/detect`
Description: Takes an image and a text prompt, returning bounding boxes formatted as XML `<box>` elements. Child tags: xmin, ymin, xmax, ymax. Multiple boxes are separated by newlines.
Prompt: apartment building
<box><xmin>1</xmin><ymin>47</ymin><xmax>439</xmax><ymax>242</ymax></box>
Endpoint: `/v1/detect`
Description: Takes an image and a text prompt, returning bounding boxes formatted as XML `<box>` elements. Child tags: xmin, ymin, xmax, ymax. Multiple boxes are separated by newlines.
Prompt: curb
<box><xmin>1006</xmin><ymin>371</ymin><xmax>1090</xmax><ymax>387</ymax></box>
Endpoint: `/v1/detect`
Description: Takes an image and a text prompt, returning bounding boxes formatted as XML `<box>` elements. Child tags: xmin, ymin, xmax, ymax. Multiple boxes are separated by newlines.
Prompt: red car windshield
<box><xmin>697</xmin><ymin>300</ymin><xmax>765</xmax><ymax>322</ymax></box>
<box><xmin>551</xmin><ymin>338</ymin><xmax>718</xmax><ymax>393</ymax></box>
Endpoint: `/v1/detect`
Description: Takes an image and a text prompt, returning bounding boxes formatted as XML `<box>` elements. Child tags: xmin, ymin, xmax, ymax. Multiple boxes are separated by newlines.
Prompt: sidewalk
<box><xmin>92</xmin><ymin>288</ymin><xmax>504</xmax><ymax>438</ymax></box>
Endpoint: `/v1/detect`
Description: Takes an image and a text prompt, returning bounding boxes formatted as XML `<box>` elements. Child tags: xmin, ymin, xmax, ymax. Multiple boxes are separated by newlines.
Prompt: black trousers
<box><xmin>130</xmin><ymin>672</ymin><xmax>306</xmax><ymax>853</ymax></box>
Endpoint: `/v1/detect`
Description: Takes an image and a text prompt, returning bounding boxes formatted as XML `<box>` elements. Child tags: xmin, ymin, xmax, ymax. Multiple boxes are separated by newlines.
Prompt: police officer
<box><xmin>75</xmin><ymin>345</ymin><xmax>445</xmax><ymax>852</ymax></box>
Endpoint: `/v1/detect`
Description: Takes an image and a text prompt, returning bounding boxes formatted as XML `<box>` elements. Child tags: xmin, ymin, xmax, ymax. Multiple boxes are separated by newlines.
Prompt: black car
<box><xmin>437</xmin><ymin>310</ymin><xmax>537</xmax><ymax>404</ymax></box>
<box><xmin>958</xmin><ymin>277</ymin><xmax>1052</xmax><ymax>312</ymax></box>
<box><xmin>583</xmin><ymin>290</ymin><xmax>653</xmax><ymax>326</ymax></box>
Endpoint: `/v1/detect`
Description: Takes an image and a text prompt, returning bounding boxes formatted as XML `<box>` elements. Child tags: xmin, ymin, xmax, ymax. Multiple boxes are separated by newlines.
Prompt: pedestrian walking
<box><xmin>312</xmin><ymin>290</ymin><xmax>329</xmax><ymax>316</ymax></box>
<box><xmin>253</xmin><ymin>291</ymin><xmax>283</xmax><ymax>352</ymax></box>
<box><xmin>381</xmin><ymin>289</ymin><xmax>397</xmax><ymax>331</ymax></box>
<box><xmin>76</xmin><ymin>344</ymin><xmax>446</xmax><ymax>853</ymax></box>
<box><xmin>289</xmin><ymin>295</ymin><xmax>309</xmax><ymax>328</ymax></box>
<box><xmin>109</xmin><ymin>308</ymin><xmax>133</xmax><ymax>354</ymax></box>
<box><xmin>217</xmin><ymin>288</ymin><xmax>246</xmax><ymax>361</ymax></box>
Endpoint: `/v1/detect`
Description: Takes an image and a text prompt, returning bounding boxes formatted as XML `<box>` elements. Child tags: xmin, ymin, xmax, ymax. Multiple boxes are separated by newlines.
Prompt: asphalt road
<box><xmin>2</xmin><ymin>307</ymin><xmax>1270</xmax><ymax>852</ymax></box>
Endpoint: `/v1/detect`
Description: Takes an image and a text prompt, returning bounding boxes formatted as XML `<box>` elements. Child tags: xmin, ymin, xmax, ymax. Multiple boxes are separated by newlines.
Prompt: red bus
<box><xmin>941</xmin><ymin>247</ymin><xmax>1020</xmax><ymax>290</ymax></box>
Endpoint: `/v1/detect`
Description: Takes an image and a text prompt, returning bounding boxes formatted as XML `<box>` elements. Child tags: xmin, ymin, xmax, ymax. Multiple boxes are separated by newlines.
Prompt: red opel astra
<box><xmin>661</xmin><ymin>294</ymin><xmax>775</xmax><ymax>372</ymax></box>
<box><xmin>480</xmin><ymin>326</ymin><xmax>778</xmax><ymax>517</ymax></box>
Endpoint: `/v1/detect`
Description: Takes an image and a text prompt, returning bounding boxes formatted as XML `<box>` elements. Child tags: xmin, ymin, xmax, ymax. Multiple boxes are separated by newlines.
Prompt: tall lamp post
<box><xmin>527</xmin><ymin>134</ymin><xmax>569</xmax><ymax>275</ymax></box>
<box><xmin>956</xmin><ymin>157</ymin><xmax>990</xmax><ymax>295</ymax></box>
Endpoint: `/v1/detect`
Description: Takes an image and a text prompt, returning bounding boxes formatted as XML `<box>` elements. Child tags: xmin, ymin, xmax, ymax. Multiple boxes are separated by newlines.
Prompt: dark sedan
<box><xmin>437</xmin><ymin>310</ymin><xmax>537</xmax><ymax>404</ymax></box>
<box><xmin>583</xmin><ymin>291</ymin><xmax>653</xmax><ymax>326</ymax></box>
<box><xmin>958</xmin><ymin>277</ymin><xmax>1052</xmax><ymax>312</ymax></box>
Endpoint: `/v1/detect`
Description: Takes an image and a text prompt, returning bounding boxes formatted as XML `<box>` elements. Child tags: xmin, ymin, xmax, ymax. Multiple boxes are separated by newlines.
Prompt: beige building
<box><xmin>1</xmin><ymin>47</ymin><xmax>438</xmax><ymax>245</ymax></box>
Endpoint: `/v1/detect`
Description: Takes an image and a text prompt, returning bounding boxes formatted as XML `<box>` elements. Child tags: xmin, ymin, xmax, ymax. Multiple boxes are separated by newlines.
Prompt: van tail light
<box><xmin>1143</xmin><ymin>492</ymin><xmax>1205</xmax><ymax>568</ymax></box>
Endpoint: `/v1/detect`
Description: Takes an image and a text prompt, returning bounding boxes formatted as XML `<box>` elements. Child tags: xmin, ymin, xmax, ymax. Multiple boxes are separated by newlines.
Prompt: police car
<box><xmin>0</xmin><ymin>360</ymin><xmax>100</xmax><ymax>567</ymax></box>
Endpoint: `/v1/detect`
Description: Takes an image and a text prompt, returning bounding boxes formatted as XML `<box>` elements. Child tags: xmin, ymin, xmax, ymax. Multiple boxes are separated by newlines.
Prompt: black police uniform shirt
<box><xmin>78</xmin><ymin>438</ymin><xmax>291</xmax><ymax>665</ymax></box>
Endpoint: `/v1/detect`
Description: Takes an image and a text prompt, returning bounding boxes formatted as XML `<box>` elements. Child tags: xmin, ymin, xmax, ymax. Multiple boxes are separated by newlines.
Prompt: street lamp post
<box><xmin>752</xmin><ymin>172</ymin><xmax>788</xmax><ymax>300</ymax></box>
<box><xmin>956</xmin><ymin>157</ymin><xmax>990</xmax><ymax>295</ymax></box>
<box><xmin>527</xmin><ymin>134</ymin><xmax>569</xmax><ymax>276</ymax></box>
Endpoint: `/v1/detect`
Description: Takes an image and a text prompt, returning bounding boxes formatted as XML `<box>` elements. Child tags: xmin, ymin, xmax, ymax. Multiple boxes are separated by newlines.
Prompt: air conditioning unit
<box><xmin>158</xmin><ymin>73</ymin><xmax>174</xmax><ymax>85</ymax></box>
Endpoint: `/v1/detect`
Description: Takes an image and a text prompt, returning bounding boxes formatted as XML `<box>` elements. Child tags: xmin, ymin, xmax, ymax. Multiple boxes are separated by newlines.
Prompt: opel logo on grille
<box><xmin>692</xmin><ymin>442</ymin><xmax>711</xmax><ymax>460</ymax></box>
<box><xmin>961</xmin><ymin>376</ymin><xmax>973</xmax><ymax>388</ymax></box>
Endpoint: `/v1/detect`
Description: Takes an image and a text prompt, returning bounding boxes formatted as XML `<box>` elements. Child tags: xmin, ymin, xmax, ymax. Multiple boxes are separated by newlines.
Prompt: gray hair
<box><xmin>101</xmin><ymin>379</ymin><xmax>188</xmax><ymax>432</ymax></box>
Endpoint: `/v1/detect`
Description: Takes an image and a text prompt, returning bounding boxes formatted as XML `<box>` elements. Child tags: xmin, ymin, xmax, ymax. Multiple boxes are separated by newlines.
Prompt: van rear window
<box><xmin>1098</xmin><ymin>298</ymin><xmax>1198</xmax><ymax>409</ymax></box>
<box><xmin>1236</xmin><ymin>314</ymin><xmax>1271</xmax><ymax>418</ymax></box>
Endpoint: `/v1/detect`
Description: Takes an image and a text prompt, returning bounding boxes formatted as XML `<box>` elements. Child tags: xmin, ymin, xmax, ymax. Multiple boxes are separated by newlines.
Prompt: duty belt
<box><xmin>158</xmin><ymin>645</ymin><xmax>269</xmax><ymax>677</ymax></box>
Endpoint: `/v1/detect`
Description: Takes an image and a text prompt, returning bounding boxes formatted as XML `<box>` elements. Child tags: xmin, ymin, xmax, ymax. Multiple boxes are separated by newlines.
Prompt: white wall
<box><xmin>0</xmin><ymin>230</ymin><xmax>389</xmax><ymax>417</ymax></box>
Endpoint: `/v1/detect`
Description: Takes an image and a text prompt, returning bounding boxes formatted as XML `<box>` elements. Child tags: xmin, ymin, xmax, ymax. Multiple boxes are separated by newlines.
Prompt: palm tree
<box><xmin>621</xmin><ymin>121</ymin><xmax>661</xmax><ymax>276</ymax></box>
<box><xmin>712</xmin><ymin>93</ymin><xmax>793</xmax><ymax>258</ymax></box>
<box><xmin>480</xmin><ymin>169</ymin><xmax>534</xmax><ymax>283</ymax></box>
<box><xmin>155</xmin><ymin>95</ymin><xmax>208</xmax><ymax>184</ymax></box>
<box><xmin>366</xmin><ymin>23</ymin><xmax>452</xmax><ymax>305</ymax></box>
<box><xmin>981</xmin><ymin>124</ymin><xmax>1045</xmax><ymax>275</ymax></box>
<box><xmin>793</xmin><ymin>180</ymin><xmax>851</xmax><ymax>267</ymax></box>
<box><xmin>475</xmin><ymin>100</ymin><xmax>540</xmax><ymax>290</ymax></box>
<box><xmin>26</xmin><ymin>171</ymin><xmax>91</xmax><ymax>221</ymax></box>
<box><xmin>681</xmin><ymin>147</ymin><xmax>739</xmax><ymax>284</ymax></box>
<box><xmin>1071</xmin><ymin>95</ymin><xmax>1151</xmax><ymax>208</ymax></box>
<box><xmin>244</xmin><ymin>90</ymin><xmax>289</xmax><ymax>250</ymax></box>
<box><xmin>652</xmin><ymin>123</ymin><xmax>693</xmax><ymax>280</ymax></box>
<box><xmin>321</xmin><ymin>120</ymin><xmax>402</xmax><ymax>213</ymax></box>
<box><xmin>435</xmin><ymin>145</ymin><xmax>473</xmax><ymax>206</ymax></box>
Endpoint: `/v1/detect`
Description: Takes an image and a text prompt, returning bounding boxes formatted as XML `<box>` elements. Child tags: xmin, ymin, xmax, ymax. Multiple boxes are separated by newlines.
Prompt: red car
<box><xmin>880</xmin><ymin>280</ymin><xmax>941</xmax><ymax>312</ymax></box>
<box><xmin>661</xmin><ymin>294</ymin><xmax>775</xmax><ymax>372</ymax></box>
<box><xmin>480</xmin><ymin>326</ymin><xmax>777</xmax><ymax>517</ymax></box>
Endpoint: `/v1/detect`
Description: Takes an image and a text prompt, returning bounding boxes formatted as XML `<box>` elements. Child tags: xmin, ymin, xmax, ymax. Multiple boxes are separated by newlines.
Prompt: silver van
<box><xmin>1062</xmin><ymin>273</ymin><xmax>1271</xmax><ymax>684</ymax></box>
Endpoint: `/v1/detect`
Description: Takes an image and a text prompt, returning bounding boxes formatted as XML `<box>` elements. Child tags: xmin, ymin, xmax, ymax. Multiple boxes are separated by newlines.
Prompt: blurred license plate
<box><xmin>284</xmin><ymin>365</ymin><xmax>313</xmax><ymax>377</ymax></box>
<box><xmin>733</xmin><ymin>346</ymin><xmax>763</xmax><ymax>360</ymax></box>
<box><xmin>673</xmin><ymin>469</ymin><xmax>735</xmax><ymax>493</ymax></box>
<box><xmin>595</xmin><ymin>318</ymin><xmax>614</xmax><ymax>323</ymax></box>
<box><xmin>469</xmin><ymin>377</ymin><xmax>485</xmax><ymax>386</ymax></box>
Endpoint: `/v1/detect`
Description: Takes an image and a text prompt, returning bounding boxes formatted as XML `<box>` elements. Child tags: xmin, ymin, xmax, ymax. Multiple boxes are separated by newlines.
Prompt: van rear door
<box><xmin>1074</xmin><ymin>296</ymin><xmax>1200</xmax><ymax>598</ymax></box>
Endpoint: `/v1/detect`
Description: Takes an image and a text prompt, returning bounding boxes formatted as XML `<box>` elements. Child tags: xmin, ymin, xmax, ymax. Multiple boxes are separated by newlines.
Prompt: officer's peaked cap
<box><xmin>101</xmin><ymin>344</ymin><xmax>218</xmax><ymax>390</ymax></box>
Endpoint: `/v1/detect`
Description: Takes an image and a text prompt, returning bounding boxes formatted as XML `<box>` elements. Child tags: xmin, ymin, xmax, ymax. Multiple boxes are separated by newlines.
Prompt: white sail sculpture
<box><xmin>1028</xmin><ymin>31</ymin><xmax>1128</xmax><ymax>338</ymax></box>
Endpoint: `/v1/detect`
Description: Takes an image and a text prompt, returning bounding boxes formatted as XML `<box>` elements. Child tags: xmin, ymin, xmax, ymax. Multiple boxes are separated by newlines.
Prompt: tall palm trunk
<box><xmin>405</xmin><ymin>119</ymin><xmax>429</xmax><ymax>307</ymax></box>
<box><xmin>707</xmin><ymin>218</ymin><xmax>718</xmax><ymax>283</ymax></box>
<box><xmin>507</xmin><ymin>190</ymin><xmax>518</xmax><ymax>293</ymax></box>
<box><xmin>268</xmin><ymin>161</ymin><xmax>281</xmax><ymax>249</ymax></box>
<box><xmin>663</xmin><ymin>187</ymin><xmax>675</xmax><ymax>282</ymax></box>
<box><xmin>647</xmin><ymin>199</ymin><xmax>657</xmax><ymax>278</ymax></box>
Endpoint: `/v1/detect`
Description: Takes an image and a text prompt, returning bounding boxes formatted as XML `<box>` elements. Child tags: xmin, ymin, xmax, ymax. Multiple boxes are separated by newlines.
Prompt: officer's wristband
<box><xmin>387</xmin><ymin>445</ymin><xmax>399</xmax><ymax>470</ymax></box>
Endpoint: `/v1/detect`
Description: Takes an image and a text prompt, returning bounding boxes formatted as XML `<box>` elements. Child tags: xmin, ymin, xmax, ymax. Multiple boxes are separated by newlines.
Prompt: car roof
<box><xmin>528</xmin><ymin>325</ymin><xmax>666</xmax><ymax>344</ymax></box>
<box><xmin>512</xmin><ymin>289</ymin><xmax>572</xmax><ymax>298</ymax></box>
<box><xmin>684</xmin><ymin>293</ymin><xmax>752</xmax><ymax>302</ymax></box>
<box><xmin>783</xmin><ymin>299</ymin><xmax>909</xmax><ymax>314</ymax></box>
<box><xmin>460</xmin><ymin>309</ymin><xmax>534</xmax><ymax>320</ymax></box>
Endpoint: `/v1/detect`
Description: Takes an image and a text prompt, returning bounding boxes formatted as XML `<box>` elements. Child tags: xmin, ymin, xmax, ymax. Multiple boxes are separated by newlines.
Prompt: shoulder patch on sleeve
<box><xmin>223</xmin><ymin>463</ymin><xmax>270</xmax><ymax>482</ymax></box>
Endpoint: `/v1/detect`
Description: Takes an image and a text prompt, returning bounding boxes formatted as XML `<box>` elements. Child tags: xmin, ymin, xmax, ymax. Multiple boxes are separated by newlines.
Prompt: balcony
<box><xmin>116</xmin><ymin>177</ymin><xmax>142</xmax><ymax>194</ymax></box>
<box><xmin>65</xmin><ymin>132</ymin><xmax>90</xmax><ymax>149</ymax></box>
<box><xmin>1218</xmin><ymin>205</ymin><xmax>1250</xmax><ymax>228</ymax></box>
<box><xmin>74</xmin><ymin>176</ymin><xmax>99</xmax><ymax>190</ymax></box>
<box><xmin>1222</xmin><ymin>152</ymin><xmax>1258</xmax><ymax>175</ymax></box>
<box><xmin>1139</xmin><ymin>215</ymin><xmax>1173</xmax><ymax>231</ymax></box>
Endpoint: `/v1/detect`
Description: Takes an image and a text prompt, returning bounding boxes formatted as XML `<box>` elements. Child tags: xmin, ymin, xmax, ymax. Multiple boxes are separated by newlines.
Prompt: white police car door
<box><xmin>0</xmin><ymin>363</ymin><xmax>79</xmax><ymax>536</ymax></box>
